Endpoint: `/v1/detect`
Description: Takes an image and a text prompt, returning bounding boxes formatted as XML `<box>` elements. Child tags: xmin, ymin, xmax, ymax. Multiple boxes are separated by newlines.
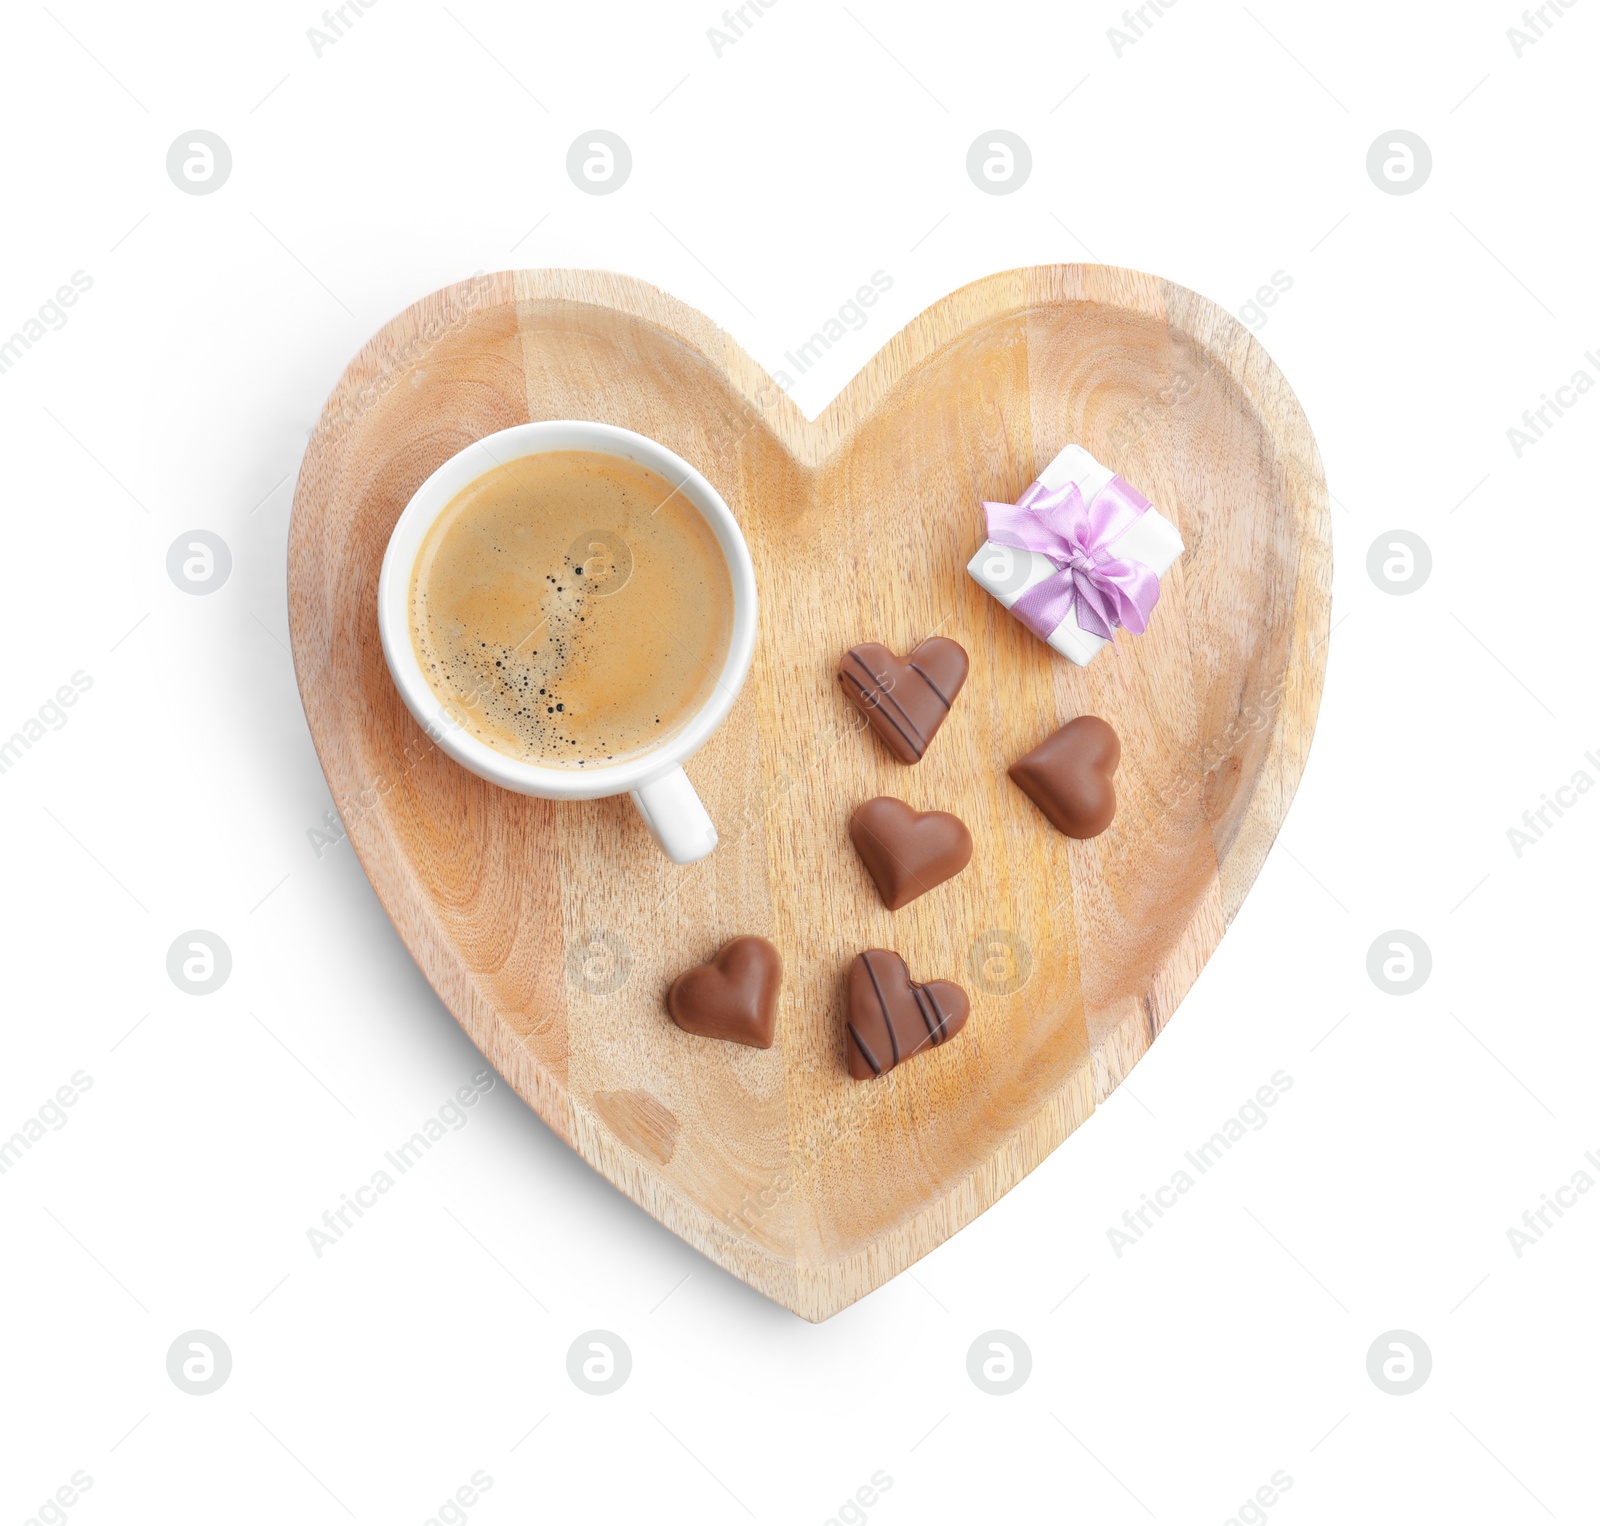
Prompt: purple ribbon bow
<box><xmin>983</xmin><ymin>473</ymin><xmax>1162</xmax><ymax>645</ymax></box>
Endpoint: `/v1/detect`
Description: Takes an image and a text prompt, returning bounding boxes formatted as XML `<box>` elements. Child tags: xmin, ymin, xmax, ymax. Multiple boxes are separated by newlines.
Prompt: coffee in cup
<box><xmin>409</xmin><ymin>450</ymin><xmax>735</xmax><ymax>772</ymax></box>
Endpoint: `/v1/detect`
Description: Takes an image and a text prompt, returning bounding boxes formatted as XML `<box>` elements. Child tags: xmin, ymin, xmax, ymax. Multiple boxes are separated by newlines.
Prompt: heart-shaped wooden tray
<box><xmin>288</xmin><ymin>266</ymin><xmax>1330</xmax><ymax>1320</ymax></box>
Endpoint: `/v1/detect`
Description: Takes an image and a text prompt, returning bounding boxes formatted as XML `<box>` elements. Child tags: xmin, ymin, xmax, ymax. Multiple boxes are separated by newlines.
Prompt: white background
<box><xmin>2</xmin><ymin>1</ymin><xmax>1597</xmax><ymax>1521</ymax></box>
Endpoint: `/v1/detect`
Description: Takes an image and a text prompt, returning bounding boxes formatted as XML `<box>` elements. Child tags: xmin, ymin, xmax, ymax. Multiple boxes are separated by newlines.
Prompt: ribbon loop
<box><xmin>982</xmin><ymin>472</ymin><xmax>1161</xmax><ymax>645</ymax></box>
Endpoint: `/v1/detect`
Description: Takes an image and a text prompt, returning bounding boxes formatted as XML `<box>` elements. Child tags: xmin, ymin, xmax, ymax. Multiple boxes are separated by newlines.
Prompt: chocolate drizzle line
<box><xmin>912</xmin><ymin>983</ymin><xmax>940</xmax><ymax>1047</ymax></box>
<box><xmin>848</xmin><ymin>1024</ymin><xmax>882</xmax><ymax>1077</ymax></box>
<box><xmin>841</xmin><ymin>652</ymin><xmax>927</xmax><ymax>758</ymax></box>
<box><xmin>862</xmin><ymin>951</ymin><xmax>900</xmax><ymax>1067</ymax></box>
<box><xmin>906</xmin><ymin>660</ymin><xmax>954</xmax><ymax>709</ymax></box>
<box><xmin>842</xmin><ymin>660</ymin><xmax>922</xmax><ymax>752</ymax></box>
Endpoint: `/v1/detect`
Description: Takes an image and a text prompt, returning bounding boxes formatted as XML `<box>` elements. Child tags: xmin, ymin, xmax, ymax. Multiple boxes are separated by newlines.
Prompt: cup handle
<box><xmin>630</xmin><ymin>767</ymin><xmax>718</xmax><ymax>864</ymax></box>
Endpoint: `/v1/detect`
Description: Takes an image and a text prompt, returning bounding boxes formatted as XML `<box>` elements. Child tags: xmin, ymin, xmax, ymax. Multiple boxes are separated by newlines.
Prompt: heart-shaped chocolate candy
<box><xmin>1008</xmin><ymin>715</ymin><xmax>1121</xmax><ymax>839</ymax></box>
<box><xmin>839</xmin><ymin>637</ymin><xmax>969</xmax><ymax>763</ymax></box>
<box><xmin>849</xmin><ymin>797</ymin><xmax>973</xmax><ymax>910</ymax></box>
<box><xmin>845</xmin><ymin>950</ymin><xmax>969</xmax><ymax>1080</ymax></box>
<box><xmin>667</xmin><ymin>936</ymin><xmax>782</xmax><ymax>1049</ymax></box>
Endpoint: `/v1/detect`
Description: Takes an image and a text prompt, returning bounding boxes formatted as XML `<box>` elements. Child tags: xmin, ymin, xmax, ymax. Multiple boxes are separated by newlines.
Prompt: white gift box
<box><xmin>965</xmin><ymin>444</ymin><xmax>1185</xmax><ymax>666</ymax></box>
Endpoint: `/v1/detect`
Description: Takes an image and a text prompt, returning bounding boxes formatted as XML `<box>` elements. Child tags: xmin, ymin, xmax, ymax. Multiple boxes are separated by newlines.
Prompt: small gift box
<box><xmin>966</xmin><ymin>445</ymin><xmax>1184</xmax><ymax>666</ymax></box>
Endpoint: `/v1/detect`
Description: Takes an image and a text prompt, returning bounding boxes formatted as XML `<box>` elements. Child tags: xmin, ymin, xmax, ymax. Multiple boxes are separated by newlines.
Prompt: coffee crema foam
<box><xmin>409</xmin><ymin>450</ymin><xmax>734</xmax><ymax>770</ymax></box>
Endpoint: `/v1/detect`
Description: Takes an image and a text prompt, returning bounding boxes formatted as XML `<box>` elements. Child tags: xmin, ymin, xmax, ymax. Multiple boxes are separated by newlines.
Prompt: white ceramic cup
<box><xmin>377</xmin><ymin>421</ymin><xmax>757</xmax><ymax>864</ymax></box>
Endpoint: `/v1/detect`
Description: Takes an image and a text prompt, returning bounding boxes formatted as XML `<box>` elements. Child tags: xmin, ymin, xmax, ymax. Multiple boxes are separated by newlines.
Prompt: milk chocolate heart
<box><xmin>667</xmin><ymin>936</ymin><xmax>782</xmax><ymax>1048</ymax></box>
<box><xmin>1009</xmin><ymin>715</ymin><xmax>1121</xmax><ymax>838</ymax></box>
<box><xmin>839</xmin><ymin>637</ymin><xmax>969</xmax><ymax>763</ymax></box>
<box><xmin>849</xmin><ymin>797</ymin><xmax>973</xmax><ymax>910</ymax></box>
<box><xmin>845</xmin><ymin>950</ymin><xmax>969</xmax><ymax>1079</ymax></box>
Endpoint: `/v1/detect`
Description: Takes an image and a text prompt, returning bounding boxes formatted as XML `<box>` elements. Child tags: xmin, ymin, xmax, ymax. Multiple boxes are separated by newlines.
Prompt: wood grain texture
<box><xmin>287</xmin><ymin>266</ymin><xmax>1331</xmax><ymax>1321</ymax></box>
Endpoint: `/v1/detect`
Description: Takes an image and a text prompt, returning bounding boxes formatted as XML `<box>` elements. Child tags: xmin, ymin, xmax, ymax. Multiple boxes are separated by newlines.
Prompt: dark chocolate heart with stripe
<box><xmin>839</xmin><ymin>637</ymin><xmax>969</xmax><ymax>764</ymax></box>
<box><xmin>845</xmin><ymin>949</ymin><xmax>969</xmax><ymax>1079</ymax></box>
